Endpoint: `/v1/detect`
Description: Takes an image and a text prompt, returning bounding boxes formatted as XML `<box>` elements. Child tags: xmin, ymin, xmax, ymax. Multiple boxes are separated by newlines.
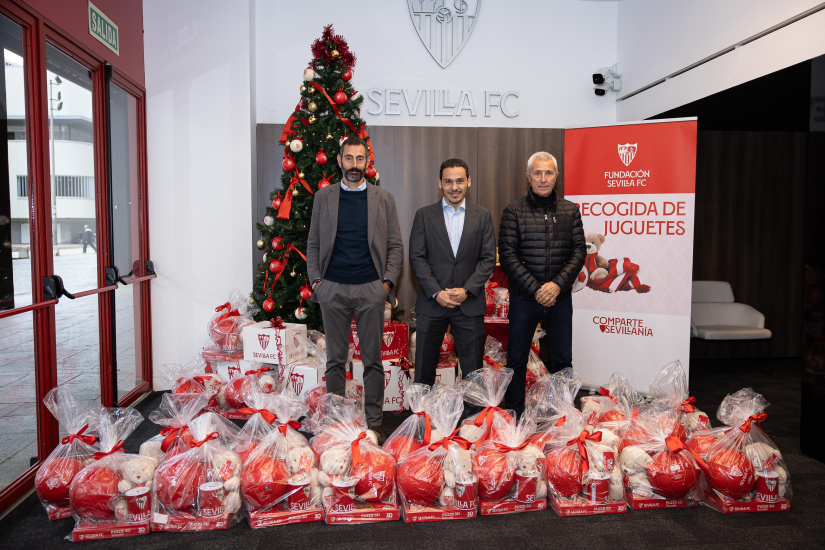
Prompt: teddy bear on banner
<box><xmin>572</xmin><ymin>232</ymin><xmax>651</xmax><ymax>294</ymax></box>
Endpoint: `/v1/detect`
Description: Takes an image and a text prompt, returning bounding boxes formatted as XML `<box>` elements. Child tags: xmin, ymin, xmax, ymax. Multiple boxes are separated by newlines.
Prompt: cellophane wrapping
<box><xmin>35</xmin><ymin>389</ymin><xmax>101</xmax><ymax>520</ymax></box>
<box><xmin>382</xmin><ymin>384</ymin><xmax>436</xmax><ymax>462</ymax></box>
<box><xmin>158</xmin><ymin>357</ymin><xmax>222</xmax><ymax>411</ymax></box>
<box><xmin>526</xmin><ymin>328</ymin><xmax>549</xmax><ymax>393</ymax></box>
<box><xmin>580</xmin><ymin>372</ymin><xmax>645</xmax><ymax>428</ymax></box>
<box><xmin>648</xmin><ymin>360</ymin><xmax>711</xmax><ymax>435</ymax></box>
<box><xmin>235</xmin><ymin>380</ymin><xmax>281</xmax><ymax>462</ymax></box>
<box><xmin>67</xmin><ymin>406</ymin><xmax>146</xmax><ymax>536</ymax></box>
<box><xmin>301</xmin><ymin>338</ymin><xmax>364</xmax><ymax>424</ymax></box>
<box><xmin>222</xmin><ymin>363</ymin><xmax>277</xmax><ymax>412</ymax></box>
<box><xmin>139</xmin><ymin>392</ymin><xmax>211</xmax><ymax>463</ymax></box>
<box><xmin>457</xmin><ymin>367</ymin><xmax>516</xmax><ymax>447</ymax></box>
<box><xmin>692</xmin><ymin>388</ymin><xmax>791</xmax><ymax>510</ymax></box>
<box><xmin>482</xmin><ymin>336</ymin><xmax>506</xmax><ymax>369</ymax></box>
<box><xmin>151</xmin><ymin>412</ymin><xmax>244</xmax><ymax>531</ymax></box>
<box><xmin>206</xmin><ymin>289</ymin><xmax>258</xmax><ymax>352</ymax></box>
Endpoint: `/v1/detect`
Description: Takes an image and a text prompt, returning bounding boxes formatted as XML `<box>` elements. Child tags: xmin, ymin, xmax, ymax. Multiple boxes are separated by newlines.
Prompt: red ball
<box><xmin>599</xmin><ymin>410</ymin><xmax>625</xmax><ymax>423</ymax></box>
<box><xmin>305</xmin><ymin>385</ymin><xmax>327</xmax><ymax>416</ymax></box>
<box><xmin>687</xmin><ymin>432</ymin><xmax>718</xmax><ymax>458</ymax></box>
<box><xmin>545</xmin><ymin>447</ymin><xmax>584</xmax><ymax>497</ymax></box>
<box><xmin>224</xmin><ymin>377</ymin><xmax>247</xmax><ymax>409</ymax></box>
<box><xmin>440</xmin><ymin>333</ymin><xmax>455</xmax><ymax>362</ymax></box>
<box><xmin>262</xmin><ymin>298</ymin><xmax>276</xmax><ymax>312</ymax></box>
<box><xmin>69</xmin><ymin>465</ymin><xmax>120</xmax><ymax>519</ymax></box>
<box><xmin>342</xmin><ymin>68</ymin><xmax>353</xmax><ymax>81</ymax></box>
<box><xmin>36</xmin><ymin>457</ymin><xmax>86</xmax><ymax>506</ymax></box>
<box><xmin>706</xmin><ymin>448</ymin><xmax>756</xmax><ymax>500</ymax></box>
<box><xmin>299</xmin><ymin>286</ymin><xmax>313</xmax><ymax>301</ymax></box>
<box><xmin>474</xmin><ymin>448</ymin><xmax>515</xmax><ymax>500</ymax></box>
<box><xmin>334</xmin><ymin>90</ymin><xmax>347</xmax><ymax>104</ymax></box>
<box><xmin>670</xmin><ymin>422</ymin><xmax>688</xmax><ymax>443</ymax></box>
<box><xmin>237</xmin><ymin>442</ymin><xmax>259</xmax><ymax>464</ymax></box>
<box><xmin>282</xmin><ymin>157</ymin><xmax>296</xmax><ymax>171</ymax></box>
<box><xmin>647</xmin><ymin>451</ymin><xmax>698</xmax><ymax>498</ymax></box>
<box><xmin>318</xmin><ymin>178</ymin><xmax>331</xmax><ymax>189</ymax></box>
<box><xmin>155</xmin><ymin>457</ymin><xmax>207</xmax><ymax>511</ymax></box>
<box><xmin>269</xmin><ymin>260</ymin><xmax>284</xmax><ymax>274</ymax></box>
<box><xmin>351</xmin><ymin>450</ymin><xmax>396</xmax><ymax>502</ymax></box>
<box><xmin>271</xmin><ymin>237</ymin><xmax>285</xmax><ymax>251</ymax></box>
<box><xmin>315</xmin><ymin>151</ymin><xmax>328</xmax><ymax>165</ymax></box>
<box><xmin>619</xmin><ymin>426</ymin><xmax>649</xmax><ymax>454</ymax></box>
<box><xmin>174</xmin><ymin>378</ymin><xmax>204</xmax><ymax>394</ymax></box>
<box><xmin>365</xmin><ymin>165</ymin><xmax>377</xmax><ymax>179</ymax></box>
<box><xmin>398</xmin><ymin>454</ymin><xmax>443</xmax><ymax>505</ymax></box>
<box><xmin>272</xmin><ymin>196</ymin><xmax>282</xmax><ymax>209</ymax></box>
<box><xmin>383</xmin><ymin>435</ymin><xmax>423</xmax><ymax>463</ymax></box>
<box><xmin>241</xmin><ymin>454</ymin><xmax>289</xmax><ymax>508</ymax></box>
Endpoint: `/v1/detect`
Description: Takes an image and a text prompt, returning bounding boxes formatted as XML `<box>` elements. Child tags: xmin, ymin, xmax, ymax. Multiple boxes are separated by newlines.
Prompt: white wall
<box><xmin>255</xmin><ymin>0</ymin><xmax>618</xmax><ymax>129</ymax></box>
<box><xmin>617</xmin><ymin>0</ymin><xmax>825</xmax><ymax>121</ymax></box>
<box><xmin>144</xmin><ymin>0</ymin><xmax>254</xmax><ymax>389</ymax></box>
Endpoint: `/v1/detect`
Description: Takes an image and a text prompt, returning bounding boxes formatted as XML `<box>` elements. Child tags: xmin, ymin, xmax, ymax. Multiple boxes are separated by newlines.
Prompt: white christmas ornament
<box><xmin>264</xmin><ymin>215</ymin><xmax>274</xmax><ymax>227</ymax></box>
<box><xmin>303</xmin><ymin>68</ymin><xmax>315</xmax><ymax>81</ymax></box>
<box><xmin>350</xmin><ymin>92</ymin><xmax>361</xmax><ymax>102</ymax></box>
<box><xmin>374</xmin><ymin>171</ymin><xmax>380</xmax><ymax>182</ymax></box>
<box><xmin>316</xmin><ymin>336</ymin><xmax>326</xmax><ymax>352</ymax></box>
<box><xmin>290</xmin><ymin>139</ymin><xmax>304</xmax><ymax>153</ymax></box>
<box><xmin>295</xmin><ymin>307</ymin><xmax>308</xmax><ymax>320</ymax></box>
<box><xmin>262</xmin><ymin>253</ymin><xmax>267</xmax><ymax>262</ymax></box>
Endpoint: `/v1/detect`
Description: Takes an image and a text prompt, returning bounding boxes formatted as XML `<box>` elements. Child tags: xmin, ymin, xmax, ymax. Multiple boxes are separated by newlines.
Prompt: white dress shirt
<box><xmin>442</xmin><ymin>197</ymin><xmax>466</xmax><ymax>257</ymax></box>
<box><xmin>340</xmin><ymin>179</ymin><xmax>367</xmax><ymax>191</ymax></box>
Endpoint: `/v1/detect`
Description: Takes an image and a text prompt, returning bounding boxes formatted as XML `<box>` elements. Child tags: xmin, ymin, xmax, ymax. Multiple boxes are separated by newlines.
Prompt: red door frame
<box><xmin>0</xmin><ymin>0</ymin><xmax>152</xmax><ymax>513</ymax></box>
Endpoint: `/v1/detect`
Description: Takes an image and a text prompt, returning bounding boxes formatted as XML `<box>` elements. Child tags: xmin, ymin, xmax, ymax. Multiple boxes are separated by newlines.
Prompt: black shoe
<box><xmin>369</xmin><ymin>425</ymin><xmax>387</xmax><ymax>445</ymax></box>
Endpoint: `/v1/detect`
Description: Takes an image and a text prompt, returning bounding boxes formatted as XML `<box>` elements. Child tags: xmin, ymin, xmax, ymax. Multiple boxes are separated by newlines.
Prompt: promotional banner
<box><xmin>564</xmin><ymin>119</ymin><xmax>697</xmax><ymax>392</ymax></box>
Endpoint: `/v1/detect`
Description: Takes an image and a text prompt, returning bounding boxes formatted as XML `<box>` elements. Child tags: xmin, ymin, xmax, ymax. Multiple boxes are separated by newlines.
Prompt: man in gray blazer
<box><xmin>307</xmin><ymin>137</ymin><xmax>403</xmax><ymax>443</ymax></box>
<box><xmin>409</xmin><ymin>158</ymin><xmax>497</xmax><ymax>391</ymax></box>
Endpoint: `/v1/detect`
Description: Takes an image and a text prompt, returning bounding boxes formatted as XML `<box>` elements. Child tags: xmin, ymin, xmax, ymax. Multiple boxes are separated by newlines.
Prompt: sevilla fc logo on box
<box><xmin>408</xmin><ymin>0</ymin><xmax>482</xmax><ymax>68</ymax></box>
<box><xmin>618</xmin><ymin>143</ymin><xmax>638</xmax><ymax>166</ymax></box>
<box><xmin>258</xmin><ymin>334</ymin><xmax>270</xmax><ymax>350</ymax></box>
<box><xmin>383</xmin><ymin>331</ymin><xmax>395</xmax><ymax>348</ymax></box>
<box><xmin>383</xmin><ymin>370</ymin><xmax>392</xmax><ymax>389</ymax></box>
<box><xmin>290</xmin><ymin>370</ymin><xmax>305</xmax><ymax>396</ymax></box>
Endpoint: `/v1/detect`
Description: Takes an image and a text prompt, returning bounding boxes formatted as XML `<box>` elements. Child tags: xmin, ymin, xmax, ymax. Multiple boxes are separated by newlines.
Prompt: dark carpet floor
<box><xmin>2</xmin><ymin>358</ymin><xmax>824</xmax><ymax>549</ymax></box>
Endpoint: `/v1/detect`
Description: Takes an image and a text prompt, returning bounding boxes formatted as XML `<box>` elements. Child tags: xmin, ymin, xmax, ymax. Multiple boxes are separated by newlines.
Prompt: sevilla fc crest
<box><xmin>384</xmin><ymin>370</ymin><xmax>392</xmax><ymax>389</ymax></box>
<box><xmin>408</xmin><ymin>0</ymin><xmax>482</xmax><ymax>68</ymax></box>
<box><xmin>618</xmin><ymin>143</ymin><xmax>638</xmax><ymax>167</ymax></box>
<box><xmin>258</xmin><ymin>334</ymin><xmax>270</xmax><ymax>350</ymax></box>
<box><xmin>383</xmin><ymin>331</ymin><xmax>395</xmax><ymax>348</ymax></box>
<box><xmin>290</xmin><ymin>370</ymin><xmax>305</xmax><ymax>396</ymax></box>
<box><xmin>766</xmin><ymin>478</ymin><xmax>777</xmax><ymax>492</ymax></box>
<box><xmin>135</xmin><ymin>496</ymin><xmax>148</xmax><ymax>510</ymax></box>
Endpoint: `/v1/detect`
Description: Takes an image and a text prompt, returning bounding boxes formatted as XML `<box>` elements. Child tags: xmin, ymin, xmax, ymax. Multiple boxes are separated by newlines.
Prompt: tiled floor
<box><xmin>0</xmin><ymin>251</ymin><xmax>142</xmax><ymax>490</ymax></box>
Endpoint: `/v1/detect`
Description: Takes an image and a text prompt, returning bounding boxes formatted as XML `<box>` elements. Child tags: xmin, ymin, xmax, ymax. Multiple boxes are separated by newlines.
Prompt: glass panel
<box><xmin>46</xmin><ymin>44</ymin><xmax>98</xmax><ymax>292</ymax></box>
<box><xmin>109</xmin><ymin>84</ymin><xmax>143</xmax><ymax>398</ymax></box>
<box><xmin>2</xmin><ymin>16</ymin><xmax>33</xmax><ymax>310</ymax></box>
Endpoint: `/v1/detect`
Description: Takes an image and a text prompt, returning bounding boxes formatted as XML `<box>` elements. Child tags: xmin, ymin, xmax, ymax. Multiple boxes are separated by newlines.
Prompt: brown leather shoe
<box><xmin>369</xmin><ymin>425</ymin><xmax>387</xmax><ymax>445</ymax></box>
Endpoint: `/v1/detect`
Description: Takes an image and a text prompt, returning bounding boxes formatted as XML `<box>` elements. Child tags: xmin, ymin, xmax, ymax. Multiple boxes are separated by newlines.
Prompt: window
<box><xmin>15</xmin><ymin>174</ymin><xmax>25</xmax><ymax>197</ymax></box>
<box><xmin>54</xmin><ymin>175</ymin><xmax>93</xmax><ymax>197</ymax></box>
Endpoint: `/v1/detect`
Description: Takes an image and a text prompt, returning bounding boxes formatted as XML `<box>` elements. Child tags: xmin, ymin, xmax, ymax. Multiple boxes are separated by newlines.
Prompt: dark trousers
<box><xmin>82</xmin><ymin>240</ymin><xmax>96</xmax><ymax>253</ymax></box>
<box><xmin>414</xmin><ymin>310</ymin><xmax>485</xmax><ymax>419</ymax></box>
<box><xmin>504</xmin><ymin>292</ymin><xmax>573</xmax><ymax>417</ymax></box>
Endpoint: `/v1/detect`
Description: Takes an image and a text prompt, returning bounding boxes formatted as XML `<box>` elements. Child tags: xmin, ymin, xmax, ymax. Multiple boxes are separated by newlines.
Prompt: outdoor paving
<box><xmin>0</xmin><ymin>250</ymin><xmax>142</xmax><ymax>490</ymax></box>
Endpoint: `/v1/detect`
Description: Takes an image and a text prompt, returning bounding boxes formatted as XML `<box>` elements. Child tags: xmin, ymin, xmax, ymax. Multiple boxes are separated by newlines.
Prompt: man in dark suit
<box><xmin>307</xmin><ymin>136</ymin><xmax>403</xmax><ymax>444</ymax></box>
<box><xmin>409</xmin><ymin>158</ymin><xmax>497</xmax><ymax>391</ymax></box>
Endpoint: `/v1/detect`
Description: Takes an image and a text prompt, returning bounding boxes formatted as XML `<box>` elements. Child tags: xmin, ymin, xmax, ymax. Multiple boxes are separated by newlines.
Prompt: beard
<box><xmin>344</xmin><ymin>167</ymin><xmax>365</xmax><ymax>182</ymax></box>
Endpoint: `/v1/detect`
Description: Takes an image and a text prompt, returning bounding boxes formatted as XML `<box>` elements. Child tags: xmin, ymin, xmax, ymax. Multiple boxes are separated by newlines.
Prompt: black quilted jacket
<box><xmin>498</xmin><ymin>189</ymin><xmax>586</xmax><ymax>299</ymax></box>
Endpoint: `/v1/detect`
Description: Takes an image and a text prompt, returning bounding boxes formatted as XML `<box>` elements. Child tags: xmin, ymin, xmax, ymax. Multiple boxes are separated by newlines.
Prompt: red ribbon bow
<box><xmin>530</xmin><ymin>344</ymin><xmax>541</xmax><ymax>356</ymax></box>
<box><xmin>215</xmin><ymin>302</ymin><xmax>240</xmax><ymax>322</ymax></box>
<box><xmin>278</xmin><ymin>420</ymin><xmax>303</xmax><ymax>436</ymax></box>
<box><xmin>192</xmin><ymin>375</ymin><xmax>214</xmax><ymax>387</ymax></box>
<box><xmin>493</xmin><ymin>441</ymin><xmax>531</xmax><ymax>454</ymax></box>
<box><xmin>681</xmin><ymin>397</ymin><xmax>697</xmax><ymax>413</ymax></box>
<box><xmin>555</xmin><ymin>416</ymin><xmax>567</xmax><ymax>427</ymax></box>
<box><xmin>93</xmin><ymin>440</ymin><xmax>126</xmax><ymax>460</ymax></box>
<box><xmin>190</xmin><ymin>432</ymin><xmax>220</xmax><ymax>448</ymax></box>
<box><xmin>270</xmin><ymin>317</ymin><xmax>284</xmax><ymax>328</ymax></box>
<box><xmin>666</xmin><ymin>435</ymin><xmax>709</xmax><ymax>473</ymax></box>
<box><xmin>472</xmin><ymin>406</ymin><xmax>504</xmax><ymax>448</ymax></box>
<box><xmin>428</xmin><ymin>428</ymin><xmax>473</xmax><ymax>452</ymax></box>
<box><xmin>414</xmin><ymin>411</ymin><xmax>433</xmax><ymax>445</ymax></box>
<box><xmin>483</xmin><ymin>356</ymin><xmax>499</xmax><ymax>370</ymax></box>
<box><xmin>598</xmin><ymin>387</ymin><xmax>619</xmax><ymax>403</ymax></box>
<box><xmin>159</xmin><ymin>425</ymin><xmax>190</xmax><ymax>453</ymax></box>
<box><xmin>278</xmin><ymin>102</ymin><xmax>303</xmax><ymax>143</ymax></box>
<box><xmin>346</xmin><ymin>372</ymin><xmax>353</xmax><ymax>380</ymax></box>
<box><xmin>277</xmin><ymin>171</ymin><xmax>316</xmax><ymax>220</ymax></box>
<box><xmin>237</xmin><ymin>407</ymin><xmax>276</xmax><ymax>424</ymax></box>
<box><xmin>739</xmin><ymin>413</ymin><xmax>772</xmax><ymax>437</ymax></box>
<box><xmin>308</xmin><ymin>82</ymin><xmax>375</xmax><ymax>166</ymax></box>
<box><xmin>566</xmin><ymin>430</ymin><xmax>603</xmax><ymax>474</ymax></box>
<box><xmin>392</xmin><ymin>358</ymin><xmax>414</xmax><ymax>380</ymax></box>
<box><xmin>61</xmin><ymin>424</ymin><xmax>97</xmax><ymax>446</ymax></box>
<box><xmin>244</xmin><ymin>366</ymin><xmax>272</xmax><ymax>377</ymax></box>
<box><xmin>350</xmin><ymin>432</ymin><xmax>368</xmax><ymax>466</ymax></box>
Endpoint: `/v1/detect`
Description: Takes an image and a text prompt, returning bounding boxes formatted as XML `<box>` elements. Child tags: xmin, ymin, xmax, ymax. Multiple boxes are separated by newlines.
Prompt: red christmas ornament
<box><xmin>342</xmin><ymin>68</ymin><xmax>353</xmax><ymax>81</ymax></box>
<box><xmin>69</xmin><ymin>466</ymin><xmax>120</xmax><ymax>519</ymax></box>
<box><xmin>365</xmin><ymin>165</ymin><xmax>377</xmax><ymax>179</ymax></box>
<box><xmin>315</xmin><ymin>150</ymin><xmax>328</xmax><ymax>165</ymax></box>
<box><xmin>351</xmin><ymin>450</ymin><xmax>396</xmax><ymax>502</ymax></box>
<box><xmin>474</xmin><ymin>448</ymin><xmax>515</xmax><ymax>500</ymax></box>
<box><xmin>384</xmin><ymin>435</ymin><xmax>423</xmax><ymax>463</ymax></box>
<box><xmin>272</xmin><ymin>195</ymin><xmax>282</xmax><ymax>209</ymax></box>
<box><xmin>262</xmin><ymin>298</ymin><xmax>276</xmax><ymax>312</ymax></box>
<box><xmin>224</xmin><ymin>377</ymin><xmax>248</xmax><ymax>410</ymax></box>
<box><xmin>241</xmin><ymin>454</ymin><xmax>289</xmax><ymax>508</ymax></box>
<box><xmin>272</xmin><ymin>237</ymin><xmax>286</xmax><ymax>251</ymax></box>
<box><xmin>706</xmin><ymin>447</ymin><xmax>755</xmax><ymax>499</ymax></box>
<box><xmin>269</xmin><ymin>259</ymin><xmax>284</xmax><ymax>274</ymax></box>
<box><xmin>334</xmin><ymin>90</ymin><xmax>347</xmax><ymax>105</ymax></box>
<box><xmin>398</xmin><ymin>454</ymin><xmax>443</xmax><ymax>505</ymax></box>
<box><xmin>545</xmin><ymin>447</ymin><xmax>584</xmax><ymax>497</ymax></box>
<box><xmin>282</xmin><ymin>156</ymin><xmax>296</xmax><ymax>172</ymax></box>
<box><xmin>687</xmin><ymin>432</ymin><xmax>719</xmax><ymax>458</ymax></box>
<box><xmin>598</xmin><ymin>410</ymin><xmax>625</xmax><ymax>424</ymax></box>
<box><xmin>299</xmin><ymin>285</ymin><xmax>313</xmax><ymax>301</ymax></box>
<box><xmin>647</xmin><ymin>450</ymin><xmax>698</xmax><ymax>498</ymax></box>
<box><xmin>36</xmin><ymin>457</ymin><xmax>86</xmax><ymax>506</ymax></box>
<box><xmin>155</xmin><ymin>458</ymin><xmax>208</xmax><ymax>510</ymax></box>
<box><xmin>440</xmin><ymin>333</ymin><xmax>455</xmax><ymax>362</ymax></box>
<box><xmin>318</xmin><ymin>176</ymin><xmax>332</xmax><ymax>189</ymax></box>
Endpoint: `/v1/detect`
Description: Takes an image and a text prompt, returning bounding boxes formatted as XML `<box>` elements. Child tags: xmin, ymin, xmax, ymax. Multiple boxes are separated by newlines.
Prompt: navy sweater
<box><xmin>324</xmin><ymin>189</ymin><xmax>379</xmax><ymax>284</ymax></box>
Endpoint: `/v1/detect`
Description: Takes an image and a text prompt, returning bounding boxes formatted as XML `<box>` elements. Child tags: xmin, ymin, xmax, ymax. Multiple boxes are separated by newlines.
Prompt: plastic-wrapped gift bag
<box><xmin>457</xmin><ymin>367</ymin><xmax>516</xmax><ymax>448</ymax></box>
<box><xmin>382</xmin><ymin>384</ymin><xmax>437</xmax><ymax>462</ymax></box>
<box><xmin>206</xmin><ymin>289</ymin><xmax>258</xmax><ymax>352</ymax></box>
<box><xmin>139</xmin><ymin>392</ymin><xmax>211</xmax><ymax>463</ymax></box>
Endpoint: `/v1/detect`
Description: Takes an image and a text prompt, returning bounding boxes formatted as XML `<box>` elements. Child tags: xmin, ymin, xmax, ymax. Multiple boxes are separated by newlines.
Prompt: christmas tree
<box><xmin>252</xmin><ymin>25</ymin><xmax>378</xmax><ymax>329</ymax></box>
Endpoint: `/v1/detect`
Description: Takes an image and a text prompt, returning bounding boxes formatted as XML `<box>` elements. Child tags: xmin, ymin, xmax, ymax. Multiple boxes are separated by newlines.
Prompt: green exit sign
<box><xmin>88</xmin><ymin>2</ymin><xmax>119</xmax><ymax>56</ymax></box>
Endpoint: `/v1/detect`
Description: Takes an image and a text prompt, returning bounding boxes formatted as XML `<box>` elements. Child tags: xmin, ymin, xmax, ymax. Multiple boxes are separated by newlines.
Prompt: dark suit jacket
<box><xmin>409</xmin><ymin>200</ymin><xmax>497</xmax><ymax>317</ymax></box>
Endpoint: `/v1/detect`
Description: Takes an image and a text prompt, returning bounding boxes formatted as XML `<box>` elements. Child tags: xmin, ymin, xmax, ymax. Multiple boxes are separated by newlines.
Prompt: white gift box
<box><xmin>201</xmin><ymin>350</ymin><xmax>258</xmax><ymax>381</ymax></box>
<box><xmin>242</xmin><ymin>321</ymin><xmax>307</xmax><ymax>365</ymax></box>
<box><xmin>277</xmin><ymin>360</ymin><xmax>324</xmax><ymax>401</ymax></box>
<box><xmin>351</xmin><ymin>360</ymin><xmax>459</xmax><ymax>411</ymax></box>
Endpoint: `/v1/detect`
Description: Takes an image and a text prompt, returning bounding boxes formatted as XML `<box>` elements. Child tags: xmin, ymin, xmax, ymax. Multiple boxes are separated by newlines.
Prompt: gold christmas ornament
<box><xmin>326</xmin><ymin>134</ymin><xmax>333</xmax><ymax>140</ymax></box>
<box><xmin>308</xmin><ymin>102</ymin><xmax>318</xmax><ymax>112</ymax></box>
<box><xmin>256</xmin><ymin>239</ymin><xmax>265</xmax><ymax>250</ymax></box>
<box><xmin>285</xmin><ymin>139</ymin><xmax>291</xmax><ymax>148</ymax></box>
<box><xmin>290</xmin><ymin>269</ymin><xmax>296</xmax><ymax>277</ymax></box>
<box><xmin>331</xmin><ymin>49</ymin><xmax>339</xmax><ymax>58</ymax></box>
<box><xmin>308</xmin><ymin>115</ymin><xmax>317</xmax><ymax>124</ymax></box>
<box><xmin>308</xmin><ymin>87</ymin><xmax>315</xmax><ymax>95</ymax></box>
<box><xmin>300</xmin><ymin>85</ymin><xmax>307</xmax><ymax>93</ymax></box>
<box><xmin>292</xmin><ymin>189</ymin><xmax>299</xmax><ymax>197</ymax></box>
<box><xmin>248</xmin><ymin>297</ymin><xmax>256</xmax><ymax>305</ymax></box>
<box><xmin>298</xmin><ymin>172</ymin><xmax>305</xmax><ymax>179</ymax></box>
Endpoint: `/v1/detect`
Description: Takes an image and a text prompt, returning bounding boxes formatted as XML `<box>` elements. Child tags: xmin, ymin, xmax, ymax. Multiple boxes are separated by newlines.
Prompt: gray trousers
<box><xmin>316</xmin><ymin>279</ymin><xmax>386</xmax><ymax>426</ymax></box>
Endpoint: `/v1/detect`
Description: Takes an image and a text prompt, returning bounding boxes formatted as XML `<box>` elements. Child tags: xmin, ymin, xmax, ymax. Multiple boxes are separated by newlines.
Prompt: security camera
<box><xmin>593</xmin><ymin>79</ymin><xmax>622</xmax><ymax>96</ymax></box>
<box><xmin>592</xmin><ymin>63</ymin><xmax>623</xmax><ymax>85</ymax></box>
<box><xmin>594</xmin><ymin>84</ymin><xmax>608</xmax><ymax>96</ymax></box>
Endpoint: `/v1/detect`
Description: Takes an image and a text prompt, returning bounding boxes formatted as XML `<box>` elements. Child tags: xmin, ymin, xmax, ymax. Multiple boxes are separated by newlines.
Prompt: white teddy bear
<box><xmin>210</xmin><ymin>448</ymin><xmax>243</xmax><ymax>514</ymax></box>
<box><xmin>317</xmin><ymin>447</ymin><xmax>352</xmax><ymax>500</ymax></box>
<box><xmin>117</xmin><ymin>456</ymin><xmax>159</xmax><ymax>493</ymax></box>
<box><xmin>681</xmin><ymin>408</ymin><xmax>709</xmax><ymax>433</ymax></box>
<box><xmin>440</xmin><ymin>446</ymin><xmax>474</xmax><ymax>507</ymax></box>
<box><xmin>458</xmin><ymin>423</ymin><xmax>484</xmax><ymax>444</ymax></box>
<box><xmin>580</xmin><ymin>397</ymin><xmax>603</xmax><ymax>424</ymax></box>
<box><xmin>138</xmin><ymin>436</ymin><xmax>165</xmax><ymax>463</ymax></box>
<box><xmin>286</xmin><ymin>446</ymin><xmax>322</xmax><ymax>502</ymax></box>
<box><xmin>625</xmin><ymin>472</ymin><xmax>653</xmax><ymax>498</ymax></box>
<box><xmin>609</xmin><ymin>468</ymin><xmax>624</xmax><ymax>500</ymax></box>
<box><xmin>619</xmin><ymin>445</ymin><xmax>653</xmax><ymax>475</ymax></box>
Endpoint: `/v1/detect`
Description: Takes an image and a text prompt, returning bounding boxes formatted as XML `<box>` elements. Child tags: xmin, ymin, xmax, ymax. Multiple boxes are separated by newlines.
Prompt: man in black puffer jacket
<box><xmin>498</xmin><ymin>151</ymin><xmax>586</xmax><ymax>417</ymax></box>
